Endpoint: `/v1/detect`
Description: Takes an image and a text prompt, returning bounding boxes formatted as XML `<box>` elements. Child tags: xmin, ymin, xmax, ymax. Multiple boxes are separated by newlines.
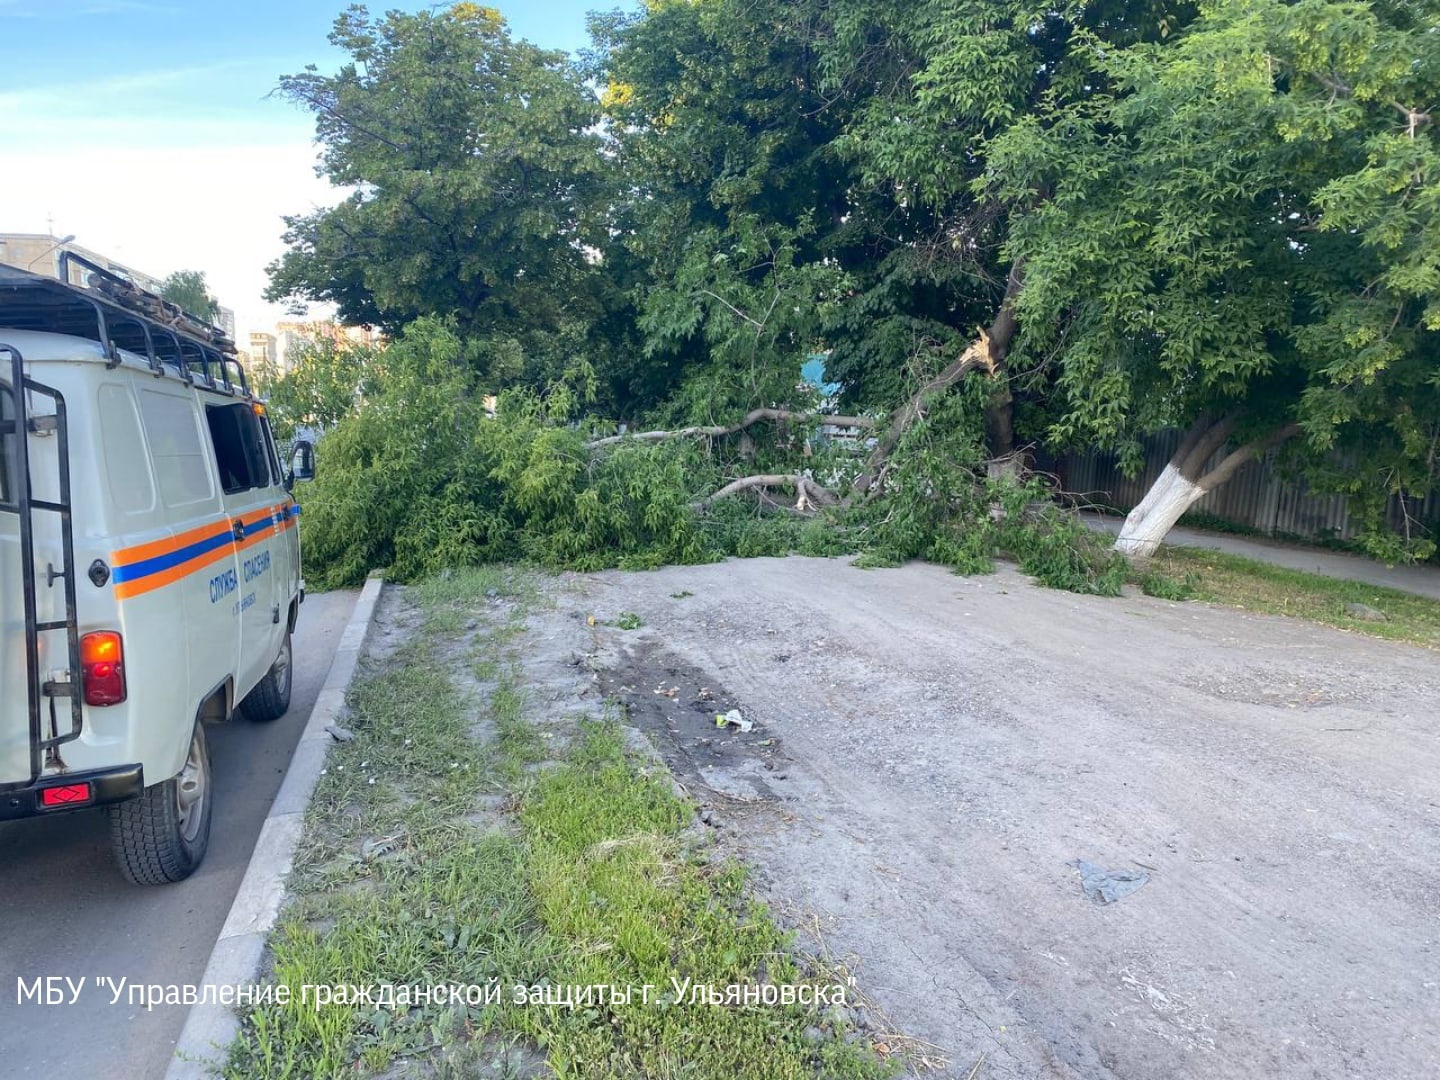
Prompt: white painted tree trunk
<box><xmin>1113</xmin><ymin>465</ymin><xmax>1205</xmax><ymax>559</ymax></box>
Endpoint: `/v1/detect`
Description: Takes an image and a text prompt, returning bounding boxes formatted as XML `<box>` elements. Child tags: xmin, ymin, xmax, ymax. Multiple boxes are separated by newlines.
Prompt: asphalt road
<box><xmin>0</xmin><ymin>588</ymin><xmax>357</xmax><ymax>1079</ymax></box>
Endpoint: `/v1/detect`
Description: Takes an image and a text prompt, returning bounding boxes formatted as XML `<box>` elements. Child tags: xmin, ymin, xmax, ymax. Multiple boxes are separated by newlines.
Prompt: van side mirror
<box><xmin>289</xmin><ymin>440</ymin><xmax>315</xmax><ymax>486</ymax></box>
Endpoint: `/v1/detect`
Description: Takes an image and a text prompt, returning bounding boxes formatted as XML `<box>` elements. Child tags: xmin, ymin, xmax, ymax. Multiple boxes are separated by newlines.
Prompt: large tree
<box><xmin>271</xmin><ymin>0</ymin><xmax>1438</xmax><ymax>567</ymax></box>
<box><xmin>589</xmin><ymin>0</ymin><xmax>863</xmax><ymax>419</ymax></box>
<box><xmin>267</xmin><ymin>3</ymin><xmax>609</xmax><ymax>389</ymax></box>
<box><xmin>159</xmin><ymin>269</ymin><xmax>221</xmax><ymax>324</ymax></box>
<box><xmin>985</xmin><ymin>0</ymin><xmax>1440</xmax><ymax>557</ymax></box>
<box><xmin>598</xmin><ymin>0</ymin><xmax>1194</xmax><ymax>473</ymax></box>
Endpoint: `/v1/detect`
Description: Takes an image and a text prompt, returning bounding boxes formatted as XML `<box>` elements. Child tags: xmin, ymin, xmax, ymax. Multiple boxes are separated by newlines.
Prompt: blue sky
<box><xmin>0</xmin><ymin>0</ymin><xmax>628</xmax><ymax>334</ymax></box>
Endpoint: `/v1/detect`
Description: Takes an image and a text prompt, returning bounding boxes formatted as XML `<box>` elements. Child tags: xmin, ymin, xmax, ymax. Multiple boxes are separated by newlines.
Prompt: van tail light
<box><xmin>80</xmin><ymin>631</ymin><xmax>126</xmax><ymax>706</ymax></box>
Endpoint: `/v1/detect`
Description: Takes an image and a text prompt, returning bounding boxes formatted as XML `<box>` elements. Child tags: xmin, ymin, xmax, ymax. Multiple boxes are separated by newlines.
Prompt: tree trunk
<box><xmin>693</xmin><ymin>473</ymin><xmax>837</xmax><ymax>512</ymax></box>
<box><xmin>853</xmin><ymin>263</ymin><xmax>1026</xmax><ymax>497</ymax></box>
<box><xmin>1114</xmin><ymin>417</ymin><xmax>1302</xmax><ymax>559</ymax></box>
<box><xmin>1112</xmin><ymin>464</ymin><xmax>1209</xmax><ymax>559</ymax></box>
<box><xmin>986</xmin><ymin>387</ymin><xmax>1015</xmax><ymax>460</ymax></box>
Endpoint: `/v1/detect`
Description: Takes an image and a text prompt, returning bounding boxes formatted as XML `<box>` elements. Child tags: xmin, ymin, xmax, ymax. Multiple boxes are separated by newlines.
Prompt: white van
<box><xmin>0</xmin><ymin>257</ymin><xmax>304</xmax><ymax>884</ymax></box>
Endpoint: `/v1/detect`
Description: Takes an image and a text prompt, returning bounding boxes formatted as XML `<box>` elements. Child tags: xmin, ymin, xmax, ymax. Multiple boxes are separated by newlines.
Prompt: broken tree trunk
<box><xmin>586</xmin><ymin>407</ymin><xmax>873</xmax><ymax>450</ymax></box>
<box><xmin>592</xmin><ymin>264</ymin><xmax>1025</xmax><ymax>512</ymax></box>
<box><xmin>852</xmin><ymin>263</ymin><xmax>1025</xmax><ymax>497</ymax></box>
<box><xmin>1113</xmin><ymin>417</ymin><xmax>1303</xmax><ymax>559</ymax></box>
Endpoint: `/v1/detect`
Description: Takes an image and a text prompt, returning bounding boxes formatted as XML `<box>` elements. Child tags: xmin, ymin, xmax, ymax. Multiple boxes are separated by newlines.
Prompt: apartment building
<box><xmin>0</xmin><ymin>233</ymin><xmax>236</xmax><ymax>338</ymax></box>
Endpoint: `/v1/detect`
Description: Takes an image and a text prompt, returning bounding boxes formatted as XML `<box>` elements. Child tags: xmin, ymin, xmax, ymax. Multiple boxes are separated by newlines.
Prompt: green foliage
<box><xmin>847</xmin><ymin>388</ymin><xmax>995</xmax><ymax>574</ymax></box>
<box><xmin>845</xmin><ymin>384</ymin><xmax>1127</xmax><ymax>593</ymax></box>
<box><xmin>295</xmin><ymin>313</ymin><xmax>1130</xmax><ymax>596</ymax></box>
<box><xmin>986</xmin><ymin>0</ymin><xmax>1440</xmax><ymax>536</ymax></box>
<box><xmin>159</xmin><ymin>269</ymin><xmax>220</xmax><ymax>324</ymax></box>
<box><xmin>996</xmin><ymin>496</ymin><xmax>1129</xmax><ymax>596</ymax></box>
<box><xmin>267</xmin><ymin>3</ymin><xmax>620</xmax><ymax>403</ymax></box>
<box><xmin>263</xmin><ymin>335</ymin><xmax>381</xmax><ymax>444</ymax></box>
<box><xmin>297</xmin><ymin>319</ymin><xmax>739</xmax><ymax>586</ymax></box>
<box><xmin>1137</xmin><ymin>568</ymin><xmax>1198</xmax><ymax>601</ymax></box>
<box><xmin>276</xmin><ymin>0</ymin><xmax>1440</xmax><ymax>582</ymax></box>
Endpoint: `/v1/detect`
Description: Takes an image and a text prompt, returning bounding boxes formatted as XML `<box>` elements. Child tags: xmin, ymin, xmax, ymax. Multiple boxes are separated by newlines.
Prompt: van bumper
<box><xmin>0</xmin><ymin>765</ymin><xmax>144</xmax><ymax>821</ymax></box>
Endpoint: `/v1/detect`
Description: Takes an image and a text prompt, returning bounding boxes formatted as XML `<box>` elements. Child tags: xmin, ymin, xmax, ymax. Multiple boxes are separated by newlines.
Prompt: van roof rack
<box><xmin>0</xmin><ymin>253</ymin><xmax>251</xmax><ymax>397</ymax></box>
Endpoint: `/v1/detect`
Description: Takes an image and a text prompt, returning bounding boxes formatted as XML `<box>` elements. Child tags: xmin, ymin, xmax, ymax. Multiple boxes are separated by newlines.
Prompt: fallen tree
<box><xmin>593</xmin><ymin>333</ymin><xmax>999</xmax><ymax>515</ymax></box>
<box><xmin>601</xmin><ymin>264</ymin><xmax>1025</xmax><ymax>516</ymax></box>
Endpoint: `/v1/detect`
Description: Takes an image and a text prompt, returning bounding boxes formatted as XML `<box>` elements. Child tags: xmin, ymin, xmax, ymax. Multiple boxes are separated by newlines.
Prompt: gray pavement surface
<box><xmin>571</xmin><ymin>557</ymin><xmax>1440</xmax><ymax>1078</ymax></box>
<box><xmin>0</xmin><ymin>588</ymin><xmax>358</xmax><ymax>1079</ymax></box>
<box><xmin>1084</xmin><ymin>511</ymin><xmax>1440</xmax><ymax>600</ymax></box>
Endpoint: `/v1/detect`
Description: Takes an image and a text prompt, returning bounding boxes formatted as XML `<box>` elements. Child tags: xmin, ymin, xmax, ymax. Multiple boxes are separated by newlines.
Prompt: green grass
<box><xmin>1147</xmin><ymin>547</ymin><xmax>1440</xmax><ymax>648</ymax></box>
<box><xmin>225</xmin><ymin>567</ymin><xmax>890</xmax><ymax>1080</ymax></box>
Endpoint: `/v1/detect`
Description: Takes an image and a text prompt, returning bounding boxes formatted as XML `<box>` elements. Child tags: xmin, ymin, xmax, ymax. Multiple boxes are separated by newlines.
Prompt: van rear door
<box><xmin>1</xmin><ymin>375</ymin><xmax>29</xmax><ymax>787</ymax></box>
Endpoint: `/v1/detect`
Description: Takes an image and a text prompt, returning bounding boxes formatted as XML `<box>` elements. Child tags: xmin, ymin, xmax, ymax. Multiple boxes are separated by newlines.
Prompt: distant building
<box><xmin>244</xmin><ymin>332</ymin><xmax>281</xmax><ymax>389</ymax></box>
<box><xmin>273</xmin><ymin>319</ymin><xmax>382</xmax><ymax>371</ymax></box>
<box><xmin>248</xmin><ymin>332</ymin><xmax>278</xmax><ymax>368</ymax></box>
<box><xmin>0</xmin><ymin>232</ymin><xmax>236</xmax><ymax>339</ymax></box>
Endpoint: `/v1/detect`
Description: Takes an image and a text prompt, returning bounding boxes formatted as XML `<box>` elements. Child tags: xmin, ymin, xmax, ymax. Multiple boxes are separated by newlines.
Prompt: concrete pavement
<box><xmin>0</xmin><ymin>588</ymin><xmax>358</xmax><ymax>1080</ymax></box>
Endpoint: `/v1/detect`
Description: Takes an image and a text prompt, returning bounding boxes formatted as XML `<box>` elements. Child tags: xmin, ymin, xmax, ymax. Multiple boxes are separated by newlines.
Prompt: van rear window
<box><xmin>138</xmin><ymin>389</ymin><xmax>214</xmax><ymax>508</ymax></box>
<box><xmin>205</xmin><ymin>402</ymin><xmax>272</xmax><ymax>495</ymax></box>
<box><xmin>99</xmin><ymin>384</ymin><xmax>156</xmax><ymax>515</ymax></box>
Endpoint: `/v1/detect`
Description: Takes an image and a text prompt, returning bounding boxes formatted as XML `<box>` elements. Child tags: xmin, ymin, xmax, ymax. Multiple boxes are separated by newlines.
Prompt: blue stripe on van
<box><xmin>109</xmin><ymin>526</ymin><xmax>235</xmax><ymax>584</ymax></box>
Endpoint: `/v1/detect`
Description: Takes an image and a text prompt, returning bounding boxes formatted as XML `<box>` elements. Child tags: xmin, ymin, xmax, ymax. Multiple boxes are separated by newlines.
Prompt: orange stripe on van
<box><xmin>113</xmin><ymin>515</ymin><xmax>230</xmax><ymax>565</ymax></box>
<box><xmin>110</xmin><ymin>501</ymin><xmax>298</xmax><ymax>600</ymax></box>
<box><xmin>113</xmin><ymin>542</ymin><xmax>237</xmax><ymax>600</ymax></box>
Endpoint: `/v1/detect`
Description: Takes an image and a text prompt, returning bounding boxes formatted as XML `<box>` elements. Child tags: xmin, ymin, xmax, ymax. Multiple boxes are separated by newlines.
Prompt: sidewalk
<box><xmin>1083</xmin><ymin>512</ymin><xmax>1440</xmax><ymax>601</ymax></box>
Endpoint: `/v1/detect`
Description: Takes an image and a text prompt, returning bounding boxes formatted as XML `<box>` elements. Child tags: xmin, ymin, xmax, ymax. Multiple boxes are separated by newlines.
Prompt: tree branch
<box><xmin>585</xmin><ymin>408</ymin><xmax>873</xmax><ymax>450</ymax></box>
<box><xmin>852</xmin><ymin>262</ymin><xmax>1025</xmax><ymax>497</ymax></box>
<box><xmin>693</xmin><ymin>473</ymin><xmax>838</xmax><ymax>512</ymax></box>
<box><xmin>850</xmin><ymin>332</ymin><xmax>997</xmax><ymax>496</ymax></box>
<box><xmin>698</xmin><ymin>289</ymin><xmax>766</xmax><ymax>330</ymax></box>
<box><xmin>1179</xmin><ymin>413</ymin><xmax>1240</xmax><ymax>479</ymax></box>
<box><xmin>1196</xmin><ymin>423</ymin><xmax>1303</xmax><ymax>493</ymax></box>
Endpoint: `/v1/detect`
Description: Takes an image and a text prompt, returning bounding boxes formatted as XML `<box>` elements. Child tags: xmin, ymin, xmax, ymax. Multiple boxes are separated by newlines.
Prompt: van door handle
<box><xmin>232</xmin><ymin>518</ymin><xmax>245</xmax><ymax>542</ymax></box>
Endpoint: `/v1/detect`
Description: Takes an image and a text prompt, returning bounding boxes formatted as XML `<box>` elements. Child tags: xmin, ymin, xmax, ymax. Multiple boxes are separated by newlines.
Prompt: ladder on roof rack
<box><xmin>0</xmin><ymin>344</ymin><xmax>83</xmax><ymax>786</ymax></box>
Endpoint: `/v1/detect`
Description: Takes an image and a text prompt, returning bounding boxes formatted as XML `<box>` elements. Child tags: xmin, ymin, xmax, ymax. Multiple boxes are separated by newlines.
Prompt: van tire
<box><xmin>110</xmin><ymin>722</ymin><xmax>212</xmax><ymax>885</ymax></box>
<box><xmin>241</xmin><ymin>634</ymin><xmax>292</xmax><ymax>723</ymax></box>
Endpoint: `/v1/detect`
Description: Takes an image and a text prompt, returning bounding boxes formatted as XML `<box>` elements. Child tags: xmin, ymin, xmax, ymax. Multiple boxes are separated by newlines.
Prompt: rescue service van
<box><xmin>0</xmin><ymin>256</ymin><xmax>306</xmax><ymax>884</ymax></box>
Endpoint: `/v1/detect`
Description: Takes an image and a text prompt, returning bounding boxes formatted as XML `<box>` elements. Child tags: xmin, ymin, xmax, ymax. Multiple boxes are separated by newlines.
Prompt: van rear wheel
<box><xmin>241</xmin><ymin>634</ymin><xmax>292</xmax><ymax>722</ymax></box>
<box><xmin>110</xmin><ymin>722</ymin><xmax>212</xmax><ymax>885</ymax></box>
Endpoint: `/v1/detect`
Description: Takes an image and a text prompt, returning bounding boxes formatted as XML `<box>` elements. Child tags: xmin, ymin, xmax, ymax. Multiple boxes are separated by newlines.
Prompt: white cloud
<box><xmin>0</xmin><ymin>142</ymin><xmax>342</xmax><ymax>339</ymax></box>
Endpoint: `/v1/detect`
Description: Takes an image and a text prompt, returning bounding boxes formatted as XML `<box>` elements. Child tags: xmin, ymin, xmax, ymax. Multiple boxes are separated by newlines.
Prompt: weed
<box><xmin>227</xmin><ymin>571</ymin><xmax>892</xmax><ymax>1079</ymax></box>
<box><xmin>1151</xmin><ymin>548</ymin><xmax>1440</xmax><ymax>647</ymax></box>
<box><xmin>1136</xmin><ymin>568</ymin><xmax>1197</xmax><ymax>601</ymax></box>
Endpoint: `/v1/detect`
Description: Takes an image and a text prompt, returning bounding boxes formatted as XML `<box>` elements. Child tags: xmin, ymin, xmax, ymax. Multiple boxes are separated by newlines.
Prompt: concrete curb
<box><xmin>164</xmin><ymin>576</ymin><xmax>384</xmax><ymax>1079</ymax></box>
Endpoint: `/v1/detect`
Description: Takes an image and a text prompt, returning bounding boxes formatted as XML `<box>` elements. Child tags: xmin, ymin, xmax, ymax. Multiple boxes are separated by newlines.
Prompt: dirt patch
<box><xmin>520</xmin><ymin>556</ymin><xmax>1440</xmax><ymax>1080</ymax></box>
<box><xmin>600</xmin><ymin>641</ymin><xmax>792</xmax><ymax>808</ymax></box>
